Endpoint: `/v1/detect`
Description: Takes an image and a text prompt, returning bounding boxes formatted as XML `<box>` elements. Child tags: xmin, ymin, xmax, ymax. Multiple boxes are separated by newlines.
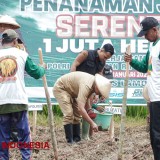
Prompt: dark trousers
<box><xmin>150</xmin><ymin>102</ymin><xmax>160</xmax><ymax>160</ymax></box>
<box><xmin>0</xmin><ymin>111</ymin><xmax>31</xmax><ymax>160</ymax></box>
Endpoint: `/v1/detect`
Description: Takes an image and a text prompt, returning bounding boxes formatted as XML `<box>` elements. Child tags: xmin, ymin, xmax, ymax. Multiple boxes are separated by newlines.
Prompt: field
<box><xmin>9</xmin><ymin>114</ymin><xmax>154</xmax><ymax>160</ymax></box>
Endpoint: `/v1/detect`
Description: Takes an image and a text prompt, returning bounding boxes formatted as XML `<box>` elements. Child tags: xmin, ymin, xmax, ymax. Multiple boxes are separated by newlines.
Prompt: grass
<box><xmin>28</xmin><ymin>105</ymin><xmax>149</xmax><ymax>128</ymax></box>
<box><xmin>126</xmin><ymin>106</ymin><xmax>149</xmax><ymax>119</ymax></box>
<box><xmin>28</xmin><ymin>111</ymin><xmax>148</xmax><ymax>129</ymax></box>
<box><xmin>114</xmin><ymin>115</ymin><xmax>147</xmax><ymax>128</ymax></box>
<box><xmin>28</xmin><ymin>111</ymin><xmax>63</xmax><ymax>127</ymax></box>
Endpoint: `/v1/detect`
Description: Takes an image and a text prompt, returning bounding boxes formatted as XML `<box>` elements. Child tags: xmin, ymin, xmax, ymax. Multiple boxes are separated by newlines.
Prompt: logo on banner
<box><xmin>132</xmin><ymin>89</ymin><xmax>142</xmax><ymax>97</ymax></box>
<box><xmin>110</xmin><ymin>88</ymin><xmax>124</xmax><ymax>98</ymax></box>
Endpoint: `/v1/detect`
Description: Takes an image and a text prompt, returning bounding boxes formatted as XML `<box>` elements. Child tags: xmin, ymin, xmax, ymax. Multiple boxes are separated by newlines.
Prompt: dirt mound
<box><xmin>9</xmin><ymin>125</ymin><xmax>153</xmax><ymax>160</ymax></box>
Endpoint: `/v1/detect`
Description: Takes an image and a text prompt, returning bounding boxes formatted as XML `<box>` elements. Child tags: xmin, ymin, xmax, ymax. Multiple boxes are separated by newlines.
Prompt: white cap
<box><xmin>0</xmin><ymin>15</ymin><xmax>20</xmax><ymax>29</ymax></box>
<box><xmin>95</xmin><ymin>74</ymin><xmax>111</xmax><ymax>99</ymax></box>
<box><xmin>143</xmin><ymin>84</ymin><xmax>150</xmax><ymax>102</ymax></box>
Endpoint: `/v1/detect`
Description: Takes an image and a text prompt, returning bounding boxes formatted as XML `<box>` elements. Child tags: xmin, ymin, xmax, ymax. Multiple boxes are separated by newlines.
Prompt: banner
<box><xmin>0</xmin><ymin>0</ymin><xmax>160</xmax><ymax>105</ymax></box>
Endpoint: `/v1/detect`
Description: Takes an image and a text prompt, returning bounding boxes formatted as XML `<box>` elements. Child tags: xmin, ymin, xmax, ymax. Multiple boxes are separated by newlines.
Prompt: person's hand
<box><xmin>124</xmin><ymin>53</ymin><xmax>132</xmax><ymax>63</ymax></box>
<box><xmin>39</xmin><ymin>63</ymin><xmax>47</xmax><ymax>69</ymax></box>
<box><xmin>90</xmin><ymin>122</ymin><xmax>98</xmax><ymax>132</ymax></box>
<box><xmin>96</xmin><ymin>106</ymin><xmax>104</xmax><ymax>113</ymax></box>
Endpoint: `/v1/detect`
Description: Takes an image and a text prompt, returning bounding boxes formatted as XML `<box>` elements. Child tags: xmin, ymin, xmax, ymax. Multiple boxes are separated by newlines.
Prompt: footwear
<box><xmin>64</xmin><ymin>124</ymin><xmax>73</xmax><ymax>143</ymax></box>
<box><xmin>73</xmin><ymin>124</ymin><xmax>81</xmax><ymax>142</ymax></box>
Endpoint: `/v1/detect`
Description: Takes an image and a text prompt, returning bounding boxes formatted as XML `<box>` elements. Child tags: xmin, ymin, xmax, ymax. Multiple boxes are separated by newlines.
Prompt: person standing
<box><xmin>0</xmin><ymin>15</ymin><xmax>27</xmax><ymax>142</ymax></box>
<box><xmin>70</xmin><ymin>43</ymin><xmax>114</xmax><ymax>75</ymax></box>
<box><xmin>0</xmin><ymin>29</ymin><xmax>46</xmax><ymax>160</ymax></box>
<box><xmin>124</xmin><ymin>17</ymin><xmax>160</xmax><ymax>160</ymax></box>
<box><xmin>70</xmin><ymin>43</ymin><xmax>114</xmax><ymax>140</ymax></box>
<box><xmin>53</xmin><ymin>71</ymin><xmax>111</xmax><ymax>143</ymax></box>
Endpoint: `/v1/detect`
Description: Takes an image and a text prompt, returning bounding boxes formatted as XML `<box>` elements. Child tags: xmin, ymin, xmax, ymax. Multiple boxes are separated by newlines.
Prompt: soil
<box><xmin>9</xmin><ymin>124</ymin><xmax>154</xmax><ymax>160</ymax></box>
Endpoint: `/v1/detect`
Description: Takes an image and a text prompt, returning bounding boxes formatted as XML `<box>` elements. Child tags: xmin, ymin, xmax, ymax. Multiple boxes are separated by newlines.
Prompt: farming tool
<box><xmin>118</xmin><ymin>45</ymin><xmax>131</xmax><ymax>160</ymax></box>
<box><xmin>38</xmin><ymin>48</ymin><xmax>58</xmax><ymax>160</ymax></box>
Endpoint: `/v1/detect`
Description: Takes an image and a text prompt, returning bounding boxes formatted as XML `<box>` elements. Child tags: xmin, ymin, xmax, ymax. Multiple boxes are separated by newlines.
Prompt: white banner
<box><xmin>26</xmin><ymin>87</ymin><xmax>54</xmax><ymax>98</ymax></box>
<box><xmin>26</xmin><ymin>87</ymin><xmax>143</xmax><ymax>99</ymax></box>
<box><xmin>104</xmin><ymin>107</ymin><xmax>122</xmax><ymax>115</ymax></box>
<box><xmin>28</xmin><ymin>103</ymin><xmax>43</xmax><ymax>111</ymax></box>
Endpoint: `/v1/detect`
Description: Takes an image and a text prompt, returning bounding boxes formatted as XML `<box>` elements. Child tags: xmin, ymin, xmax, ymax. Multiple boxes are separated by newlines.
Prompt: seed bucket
<box><xmin>94</xmin><ymin>112</ymin><xmax>113</xmax><ymax>130</ymax></box>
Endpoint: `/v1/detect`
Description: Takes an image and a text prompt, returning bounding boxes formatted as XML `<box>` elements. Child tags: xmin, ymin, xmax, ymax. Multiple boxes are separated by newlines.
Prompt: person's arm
<box><xmin>130</xmin><ymin>54</ymin><xmax>148</xmax><ymax>73</ymax></box>
<box><xmin>25</xmin><ymin>56</ymin><xmax>45</xmax><ymax>79</ymax></box>
<box><xmin>124</xmin><ymin>51</ymin><xmax>149</xmax><ymax>73</ymax></box>
<box><xmin>85</xmin><ymin>95</ymin><xmax>92</xmax><ymax>111</ymax></box>
<box><xmin>70</xmin><ymin>50</ymin><xmax>88</xmax><ymax>72</ymax></box>
<box><xmin>77</xmin><ymin>101</ymin><xmax>98</xmax><ymax>132</ymax></box>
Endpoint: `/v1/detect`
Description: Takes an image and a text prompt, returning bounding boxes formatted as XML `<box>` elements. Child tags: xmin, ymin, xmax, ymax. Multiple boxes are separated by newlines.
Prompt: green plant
<box><xmin>29</xmin><ymin>112</ymin><xmax>63</xmax><ymax>127</ymax></box>
<box><xmin>42</xmin><ymin>105</ymin><xmax>63</xmax><ymax>117</ymax></box>
<box><xmin>126</xmin><ymin>106</ymin><xmax>148</xmax><ymax>118</ymax></box>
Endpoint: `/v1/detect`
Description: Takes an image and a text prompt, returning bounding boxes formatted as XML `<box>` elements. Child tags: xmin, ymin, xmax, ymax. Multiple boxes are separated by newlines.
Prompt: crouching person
<box><xmin>0</xmin><ymin>29</ymin><xmax>46</xmax><ymax>160</ymax></box>
<box><xmin>53</xmin><ymin>71</ymin><xmax>111</xmax><ymax>143</ymax></box>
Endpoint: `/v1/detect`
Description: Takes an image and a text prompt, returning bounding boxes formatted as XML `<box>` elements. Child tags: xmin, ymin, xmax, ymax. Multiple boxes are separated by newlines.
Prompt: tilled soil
<box><xmin>9</xmin><ymin>124</ymin><xmax>154</xmax><ymax>160</ymax></box>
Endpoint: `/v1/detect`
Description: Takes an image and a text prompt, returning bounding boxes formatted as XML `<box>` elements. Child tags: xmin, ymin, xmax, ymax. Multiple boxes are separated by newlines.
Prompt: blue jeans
<box><xmin>150</xmin><ymin>102</ymin><xmax>160</xmax><ymax>160</ymax></box>
<box><xmin>0</xmin><ymin>111</ymin><xmax>31</xmax><ymax>160</ymax></box>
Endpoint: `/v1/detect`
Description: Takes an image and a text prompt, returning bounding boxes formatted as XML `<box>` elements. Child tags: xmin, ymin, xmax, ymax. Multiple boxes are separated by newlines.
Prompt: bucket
<box><xmin>94</xmin><ymin>112</ymin><xmax>113</xmax><ymax>130</ymax></box>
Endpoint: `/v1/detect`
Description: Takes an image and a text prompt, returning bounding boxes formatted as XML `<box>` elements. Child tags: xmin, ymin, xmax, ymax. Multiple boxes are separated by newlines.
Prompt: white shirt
<box><xmin>0</xmin><ymin>47</ymin><xmax>28</xmax><ymax>104</ymax></box>
<box><xmin>147</xmin><ymin>39</ymin><xmax>160</xmax><ymax>102</ymax></box>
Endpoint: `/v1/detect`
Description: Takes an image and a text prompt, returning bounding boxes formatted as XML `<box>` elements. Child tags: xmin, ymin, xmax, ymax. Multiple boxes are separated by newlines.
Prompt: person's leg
<box><xmin>72</xmin><ymin>99</ymin><xmax>81</xmax><ymax>142</ymax></box>
<box><xmin>82</xmin><ymin>94</ymin><xmax>96</xmax><ymax>140</ymax></box>
<box><xmin>146</xmin><ymin>102</ymin><xmax>150</xmax><ymax>132</ymax></box>
<box><xmin>10</xmin><ymin>126</ymin><xmax>18</xmax><ymax>142</ymax></box>
<box><xmin>0</xmin><ymin>114</ymin><xmax>11</xmax><ymax>160</ymax></box>
<box><xmin>13</xmin><ymin>111</ymin><xmax>31</xmax><ymax>160</ymax></box>
<box><xmin>53</xmin><ymin>87</ymin><xmax>74</xmax><ymax>143</ymax></box>
<box><xmin>149</xmin><ymin>101</ymin><xmax>160</xmax><ymax>160</ymax></box>
<box><xmin>63</xmin><ymin>124</ymin><xmax>73</xmax><ymax>143</ymax></box>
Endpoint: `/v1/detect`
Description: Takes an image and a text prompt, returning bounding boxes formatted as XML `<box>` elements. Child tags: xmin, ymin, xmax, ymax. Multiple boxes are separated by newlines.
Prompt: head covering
<box><xmin>95</xmin><ymin>74</ymin><xmax>111</xmax><ymax>99</ymax></box>
<box><xmin>137</xmin><ymin>17</ymin><xmax>159</xmax><ymax>37</ymax></box>
<box><xmin>0</xmin><ymin>15</ymin><xmax>20</xmax><ymax>29</ymax></box>
<box><xmin>2</xmin><ymin>29</ymin><xmax>19</xmax><ymax>41</ymax></box>
<box><xmin>142</xmin><ymin>84</ymin><xmax>150</xmax><ymax>102</ymax></box>
<box><xmin>102</xmin><ymin>43</ymin><xmax>114</xmax><ymax>55</ymax></box>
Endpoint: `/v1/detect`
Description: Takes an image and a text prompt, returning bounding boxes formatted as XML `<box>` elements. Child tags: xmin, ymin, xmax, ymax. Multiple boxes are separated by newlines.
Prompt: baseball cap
<box><xmin>2</xmin><ymin>29</ymin><xmax>18</xmax><ymax>41</ymax></box>
<box><xmin>137</xmin><ymin>17</ymin><xmax>159</xmax><ymax>37</ymax></box>
<box><xmin>103</xmin><ymin>43</ymin><xmax>114</xmax><ymax>55</ymax></box>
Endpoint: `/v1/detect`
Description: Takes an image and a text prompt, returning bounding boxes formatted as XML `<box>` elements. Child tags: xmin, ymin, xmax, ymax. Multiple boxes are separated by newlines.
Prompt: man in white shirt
<box><xmin>124</xmin><ymin>17</ymin><xmax>160</xmax><ymax>160</ymax></box>
<box><xmin>0</xmin><ymin>29</ymin><xmax>46</xmax><ymax>160</ymax></box>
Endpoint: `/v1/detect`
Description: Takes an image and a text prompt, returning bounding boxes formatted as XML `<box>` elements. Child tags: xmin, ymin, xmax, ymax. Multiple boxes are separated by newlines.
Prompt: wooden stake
<box><xmin>33</xmin><ymin>110</ymin><xmax>37</xmax><ymax>136</ymax></box>
<box><xmin>109</xmin><ymin>101</ymin><xmax>114</xmax><ymax>141</ymax></box>
<box><xmin>38</xmin><ymin>48</ymin><xmax>58</xmax><ymax>160</ymax></box>
<box><xmin>118</xmin><ymin>45</ymin><xmax>131</xmax><ymax>160</ymax></box>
